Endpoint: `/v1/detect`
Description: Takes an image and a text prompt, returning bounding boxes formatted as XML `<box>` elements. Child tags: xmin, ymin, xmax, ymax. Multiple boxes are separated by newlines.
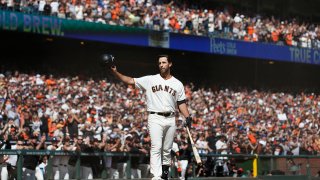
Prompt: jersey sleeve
<box><xmin>134</xmin><ymin>75</ymin><xmax>151</xmax><ymax>90</ymax></box>
<box><xmin>177</xmin><ymin>82</ymin><xmax>186</xmax><ymax>102</ymax></box>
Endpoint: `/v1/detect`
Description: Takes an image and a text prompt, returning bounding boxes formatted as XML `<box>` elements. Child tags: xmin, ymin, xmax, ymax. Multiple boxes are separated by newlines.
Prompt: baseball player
<box><xmin>108</xmin><ymin>54</ymin><xmax>192</xmax><ymax>180</ymax></box>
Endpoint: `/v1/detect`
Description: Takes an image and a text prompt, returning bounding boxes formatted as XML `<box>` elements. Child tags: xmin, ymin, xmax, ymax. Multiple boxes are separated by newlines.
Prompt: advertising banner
<box><xmin>2</xmin><ymin>10</ymin><xmax>320</xmax><ymax>65</ymax></box>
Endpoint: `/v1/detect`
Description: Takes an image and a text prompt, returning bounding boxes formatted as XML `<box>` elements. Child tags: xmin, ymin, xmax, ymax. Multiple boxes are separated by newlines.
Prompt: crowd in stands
<box><xmin>1</xmin><ymin>0</ymin><xmax>320</xmax><ymax>48</ymax></box>
<box><xmin>0</xmin><ymin>70</ymin><xmax>320</xmax><ymax>179</ymax></box>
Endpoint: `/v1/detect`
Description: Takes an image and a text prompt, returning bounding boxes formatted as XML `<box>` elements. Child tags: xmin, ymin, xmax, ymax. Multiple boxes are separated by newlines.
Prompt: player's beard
<box><xmin>160</xmin><ymin>67</ymin><xmax>169</xmax><ymax>76</ymax></box>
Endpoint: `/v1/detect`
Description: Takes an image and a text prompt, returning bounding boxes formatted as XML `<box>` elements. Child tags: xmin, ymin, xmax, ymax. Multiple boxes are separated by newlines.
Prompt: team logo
<box><xmin>151</xmin><ymin>85</ymin><xmax>176</xmax><ymax>96</ymax></box>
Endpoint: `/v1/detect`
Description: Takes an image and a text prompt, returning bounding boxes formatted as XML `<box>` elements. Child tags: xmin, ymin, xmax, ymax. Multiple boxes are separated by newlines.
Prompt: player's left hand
<box><xmin>184</xmin><ymin>116</ymin><xmax>192</xmax><ymax>128</ymax></box>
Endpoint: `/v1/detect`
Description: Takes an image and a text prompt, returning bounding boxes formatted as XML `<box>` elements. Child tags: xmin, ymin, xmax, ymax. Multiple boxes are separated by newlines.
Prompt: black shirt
<box><xmin>67</xmin><ymin>120</ymin><xmax>78</xmax><ymax>139</ymax></box>
<box><xmin>206</xmin><ymin>135</ymin><xmax>217</xmax><ymax>152</ymax></box>
<box><xmin>179</xmin><ymin>142</ymin><xmax>192</xmax><ymax>161</ymax></box>
<box><xmin>23</xmin><ymin>155</ymin><xmax>39</xmax><ymax>170</ymax></box>
<box><xmin>80</xmin><ymin>144</ymin><xmax>94</xmax><ymax>167</ymax></box>
<box><xmin>130</xmin><ymin>147</ymin><xmax>140</xmax><ymax>169</ymax></box>
<box><xmin>40</xmin><ymin>116</ymin><xmax>49</xmax><ymax>134</ymax></box>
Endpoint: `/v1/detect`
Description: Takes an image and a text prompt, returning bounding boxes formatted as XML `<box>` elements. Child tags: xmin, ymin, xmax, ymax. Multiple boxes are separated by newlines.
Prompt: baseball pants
<box><xmin>1</xmin><ymin>165</ymin><xmax>8</xmax><ymax>180</ymax></box>
<box><xmin>59</xmin><ymin>164</ymin><xmax>69</xmax><ymax>179</ymax></box>
<box><xmin>148</xmin><ymin>114</ymin><xmax>176</xmax><ymax>178</ymax></box>
<box><xmin>138</xmin><ymin>164</ymin><xmax>150</xmax><ymax>178</ymax></box>
<box><xmin>22</xmin><ymin>168</ymin><xmax>35</xmax><ymax>180</ymax></box>
<box><xmin>179</xmin><ymin>160</ymin><xmax>189</xmax><ymax>180</ymax></box>
<box><xmin>81</xmin><ymin>166</ymin><xmax>93</xmax><ymax>179</ymax></box>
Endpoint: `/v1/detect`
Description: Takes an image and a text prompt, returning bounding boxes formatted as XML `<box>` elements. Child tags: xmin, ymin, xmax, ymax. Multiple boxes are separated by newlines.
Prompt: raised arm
<box><xmin>110</xmin><ymin>66</ymin><xmax>135</xmax><ymax>85</ymax></box>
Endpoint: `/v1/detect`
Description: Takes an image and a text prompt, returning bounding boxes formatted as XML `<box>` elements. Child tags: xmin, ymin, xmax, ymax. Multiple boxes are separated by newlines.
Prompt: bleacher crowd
<box><xmin>0</xmin><ymin>70</ymin><xmax>319</xmax><ymax>179</ymax></box>
<box><xmin>0</xmin><ymin>0</ymin><xmax>320</xmax><ymax>48</ymax></box>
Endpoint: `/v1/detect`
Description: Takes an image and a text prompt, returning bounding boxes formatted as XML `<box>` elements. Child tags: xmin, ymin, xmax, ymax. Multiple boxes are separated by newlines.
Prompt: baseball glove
<box><xmin>101</xmin><ymin>54</ymin><xmax>115</xmax><ymax>67</ymax></box>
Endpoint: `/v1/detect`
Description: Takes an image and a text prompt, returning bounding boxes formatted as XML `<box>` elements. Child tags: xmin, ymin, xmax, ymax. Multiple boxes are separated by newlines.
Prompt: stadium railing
<box><xmin>1</xmin><ymin>150</ymin><xmax>320</xmax><ymax>180</ymax></box>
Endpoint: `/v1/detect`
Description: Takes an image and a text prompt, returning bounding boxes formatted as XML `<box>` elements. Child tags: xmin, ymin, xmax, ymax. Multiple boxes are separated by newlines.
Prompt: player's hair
<box><xmin>158</xmin><ymin>54</ymin><xmax>171</xmax><ymax>63</ymax></box>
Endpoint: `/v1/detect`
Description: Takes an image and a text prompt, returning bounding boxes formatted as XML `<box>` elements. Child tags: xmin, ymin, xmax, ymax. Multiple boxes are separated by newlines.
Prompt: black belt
<box><xmin>150</xmin><ymin>111</ymin><xmax>174</xmax><ymax>117</ymax></box>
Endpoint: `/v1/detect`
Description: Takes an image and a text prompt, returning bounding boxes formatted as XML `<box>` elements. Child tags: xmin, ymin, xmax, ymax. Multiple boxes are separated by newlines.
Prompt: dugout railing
<box><xmin>1</xmin><ymin>150</ymin><xmax>320</xmax><ymax>179</ymax></box>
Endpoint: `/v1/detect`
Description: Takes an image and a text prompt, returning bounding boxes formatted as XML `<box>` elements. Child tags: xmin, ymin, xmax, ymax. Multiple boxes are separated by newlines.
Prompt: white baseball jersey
<box><xmin>134</xmin><ymin>74</ymin><xmax>186</xmax><ymax>112</ymax></box>
<box><xmin>47</xmin><ymin>144</ymin><xmax>62</xmax><ymax>166</ymax></box>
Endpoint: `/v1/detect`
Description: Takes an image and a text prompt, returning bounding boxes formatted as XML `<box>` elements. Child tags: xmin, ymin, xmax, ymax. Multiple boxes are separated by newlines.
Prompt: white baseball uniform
<box><xmin>134</xmin><ymin>74</ymin><xmax>186</xmax><ymax>179</ymax></box>
<box><xmin>47</xmin><ymin>144</ymin><xmax>62</xmax><ymax>179</ymax></box>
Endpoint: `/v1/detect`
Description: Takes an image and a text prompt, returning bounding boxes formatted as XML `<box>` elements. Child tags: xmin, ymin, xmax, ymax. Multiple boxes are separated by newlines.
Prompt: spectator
<box><xmin>20</xmin><ymin>135</ymin><xmax>46</xmax><ymax>180</ymax></box>
<box><xmin>79</xmin><ymin>136</ymin><xmax>94</xmax><ymax>179</ymax></box>
<box><xmin>35</xmin><ymin>156</ymin><xmax>47</xmax><ymax>180</ymax></box>
<box><xmin>216</xmin><ymin>135</ymin><xmax>228</xmax><ymax>159</ymax></box>
<box><xmin>4</xmin><ymin>0</ymin><xmax>320</xmax><ymax>49</ymax></box>
<box><xmin>43</xmin><ymin>1</ymin><xmax>51</xmax><ymax>16</ymax></box>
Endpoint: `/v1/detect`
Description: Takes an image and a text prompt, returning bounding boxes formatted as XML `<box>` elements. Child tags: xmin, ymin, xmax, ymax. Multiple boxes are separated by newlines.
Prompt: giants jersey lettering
<box><xmin>134</xmin><ymin>74</ymin><xmax>186</xmax><ymax>112</ymax></box>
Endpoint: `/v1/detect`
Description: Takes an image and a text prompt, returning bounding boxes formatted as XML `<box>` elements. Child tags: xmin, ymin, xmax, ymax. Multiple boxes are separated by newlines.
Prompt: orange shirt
<box><xmin>87</xmin><ymin>116</ymin><xmax>94</xmax><ymax>123</ymax></box>
<box><xmin>170</xmin><ymin>18</ymin><xmax>176</xmax><ymax>28</ymax></box>
<box><xmin>247</xmin><ymin>25</ymin><xmax>254</xmax><ymax>35</ymax></box>
<box><xmin>272</xmin><ymin>30</ymin><xmax>279</xmax><ymax>42</ymax></box>
<box><xmin>174</xmin><ymin>22</ymin><xmax>180</xmax><ymax>31</ymax></box>
<box><xmin>46</xmin><ymin>79</ymin><xmax>56</xmax><ymax>86</ymax></box>
<box><xmin>285</xmin><ymin>33</ymin><xmax>293</xmax><ymax>46</ymax></box>
<box><xmin>111</xmin><ymin>8</ymin><xmax>120</xmax><ymax>20</ymax></box>
<box><xmin>248</xmin><ymin>133</ymin><xmax>256</xmax><ymax>144</ymax></box>
<box><xmin>21</xmin><ymin>132</ymin><xmax>29</xmax><ymax>140</ymax></box>
<box><xmin>36</xmin><ymin>93</ymin><xmax>44</xmax><ymax>99</ymax></box>
<box><xmin>49</xmin><ymin>125</ymin><xmax>57</xmax><ymax>137</ymax></box>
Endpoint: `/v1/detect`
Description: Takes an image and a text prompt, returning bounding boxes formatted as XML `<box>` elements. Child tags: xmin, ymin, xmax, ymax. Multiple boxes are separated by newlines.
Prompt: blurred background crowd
<box><xmin>1</xmin><ymin>0</ymin><xmax>320</xmax><ymax>48</ymax></box>
<box><xmin>0</xmin><ymin>70</ymin><xmax>320</xmax><ymax>179</ymax></box>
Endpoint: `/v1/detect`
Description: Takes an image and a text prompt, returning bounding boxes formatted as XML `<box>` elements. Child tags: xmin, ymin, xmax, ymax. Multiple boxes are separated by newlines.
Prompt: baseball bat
<box><xmin>186</xmin><ymin>127</ymin><xmax>202</xmax><ymax>165</ymax></box>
